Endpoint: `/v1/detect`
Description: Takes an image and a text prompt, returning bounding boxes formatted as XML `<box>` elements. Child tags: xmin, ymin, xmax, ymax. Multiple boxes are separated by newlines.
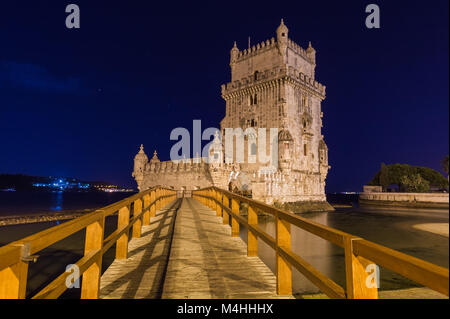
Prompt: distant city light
<box><xmin>31</xmin><ymin>178</ymin><xmax>133</xmax><ymax>193</ymax></box>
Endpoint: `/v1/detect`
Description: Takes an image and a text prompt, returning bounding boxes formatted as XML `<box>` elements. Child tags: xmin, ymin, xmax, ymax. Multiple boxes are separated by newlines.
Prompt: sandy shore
<box><xmin>413</xmin><ymin>223</ymin><xmax>449</xmax><ymax>237</ymax></box>
<box><xmin>0</xmin><ymin>209</ymin><xmax>93</xmax><ymax>226</ymax></box>
<box><xmin>298</xmin><ymin>287</ymin><xmax>448</xmax><ymax>299</ymax></box>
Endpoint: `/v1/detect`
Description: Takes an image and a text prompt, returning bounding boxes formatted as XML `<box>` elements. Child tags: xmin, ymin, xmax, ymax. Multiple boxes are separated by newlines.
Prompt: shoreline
<box><xmin>0</xmin><ymin>209</ymin><xmax>95</xmax><ymax>226</ymax></box>
<box><xmin>359</xmin><ymin>192</ymin><xmax>449</xmax><ymax>210</ymax></box>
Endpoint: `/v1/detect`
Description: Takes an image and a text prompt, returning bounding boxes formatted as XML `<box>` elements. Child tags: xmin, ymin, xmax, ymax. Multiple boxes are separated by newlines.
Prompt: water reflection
<box><xmin>240</xmin><ymin>212</ymin><xmax>344</xmax><ymax>294</ymax></box>
<box><xmin>240</xmin><ymin>207</ymin><xmax>449</xmax><ymax>295</ymax></box>
<box><xmin>51</xmin><ymin>191</ymin><xmax>63</xmax><ymax>211</ymax></box>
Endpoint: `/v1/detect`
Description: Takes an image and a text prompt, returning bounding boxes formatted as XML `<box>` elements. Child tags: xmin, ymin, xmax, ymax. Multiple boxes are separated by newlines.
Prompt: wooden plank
<box><xmin>132</xmin><ymin>199</ymin><xmax>143</xmax><ymax>238</ymax></box>
<box><xmin>231</xmin><ymin>198</ymin><xmax>240</xmax><ymax>237</ymax></box>
<box><xmin>278</xmin><ymin>246</ymin><xmax>346</xmax><ymax>299</ymax></box>
<box><xmin>116</xmin><ymin>206</ymin><xmax>130</xmax><ymax>260</ymax></box>
<box><xmin>32</xmin><ymin>250</ymin><xmax>101</xmax><ymax>299</ymax></box>
<box><xmin>81</xmin><ymin>217</ymin><xmax>105</xmax><ymax>299</ymax></box>
<box><xmin>0</xmin><ymin>260</ymin><xmax>28</xmax><ymax>299</ymax></box>
<box><xmin>162</xmin><ymin>198</ymin><xmax>292</xmax><ymax>299</ymax></box>
<box><xmin>100</xmin><ymin>200</ymin><xmax>178</xmax><ymax>299</ymax></box>
<box><xmin>344</xmin><ymin>237</ymin><xmax>378</xmax><ymax>299</ymax></box>
<box><xmin>247</xmin><ymin>205</ymin><xmax>258</xmax><ymax>257</ymax></box>
<box><xmin>353</xmin><ymin>239</ymin><xmax>449</xmax><ymax>296</ymax></box>
<box><xmin>0</xmin><ymin>245</ymin><xmax>22</xmax><ymax>270</ymax></box>
<box><xmin>276</xmin><ymin>215</ymin><xmax>292</xmax><ymax>295</ymax></box>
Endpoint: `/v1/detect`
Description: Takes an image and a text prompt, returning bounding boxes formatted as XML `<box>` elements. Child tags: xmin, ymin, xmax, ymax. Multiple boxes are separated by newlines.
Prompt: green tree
<box><xmin>368</xmin><ymin>163</ymin><xmax>448</xmax><ymax>190</ymax></box>
<box><xmin>379</xmin><ymin>163</ymin><xmax>389</xmax><ymax>191</ymax></box>
<box><xmin>400</xmin><ymin>174</ymin><xmax>430</xmax><ymax>193</ymax></box>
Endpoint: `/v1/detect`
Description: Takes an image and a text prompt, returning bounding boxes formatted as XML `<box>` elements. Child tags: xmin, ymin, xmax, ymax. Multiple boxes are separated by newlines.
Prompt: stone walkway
<box><xmin>413</xmin><ymin>223</ymin><xmax>449</xmax><ymax>237</ymax></box>
<box><xmin>161</xmin><ymin>198</ymin><xmax>291</xmax><ymax>299</ymax></box>
<box><xmin>99</xmin><ymin>200</ymin><xmax>180</xmax><ymax>299</ymax></box>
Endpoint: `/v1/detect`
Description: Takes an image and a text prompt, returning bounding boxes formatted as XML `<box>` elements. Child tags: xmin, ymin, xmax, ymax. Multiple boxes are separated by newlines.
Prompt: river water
<box><xmin>239</xmin><ymin>205</ymin><xmax>449</xmax><ymax>295</ymax></box>
<box><xmin>0</xmin><ymin>193</ymin><xmax>448</xmax><ymax>298</ymax></box>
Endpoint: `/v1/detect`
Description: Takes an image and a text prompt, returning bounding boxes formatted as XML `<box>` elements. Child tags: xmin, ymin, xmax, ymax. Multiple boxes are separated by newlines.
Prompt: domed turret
<box><xmin>306</xmin><ymin>41</ymin><xmax>316</xmax><ymax>64</ymax></box>
<box><xmin>134</xmin><ymin>144</ymin><xmax>148</xmax><ymax>170</ymax></box>
<box><xmin>276</xmin><ymin>19</ymin><xmax>288</xmax><ymax>58</ymax></box>
<box><xmin>132</xmin><ymin>144</ymin><xmax>148</xmax><ymax>190</ymax></box>
<box><xmin>150</xmin><ymin>150</ymin><xmax>160</xmax><ymax>163</ymax></box>
<box><xmin>230</xmin><ymin>41</ymin><xmax>239</xmax><ymax>65</ymax></box>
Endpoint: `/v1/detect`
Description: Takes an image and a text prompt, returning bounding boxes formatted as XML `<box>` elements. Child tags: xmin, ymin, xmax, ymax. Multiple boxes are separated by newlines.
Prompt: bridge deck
<box><xmin>162</xmin><ymin>198</ymin><xmax>287</xmax><ymax>299</ymax></box>
<box><xmin>99</xmin><ymin>200</ymin><xmax>179</xmax><ymax>299</ymax></box>
<box><xmin>100</xmin><ymin>198</ymin><xmax>289</xmax><ymax>299</ymax></box>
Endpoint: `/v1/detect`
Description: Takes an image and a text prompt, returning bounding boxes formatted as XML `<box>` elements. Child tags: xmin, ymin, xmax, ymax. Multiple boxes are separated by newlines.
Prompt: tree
<box><xmin>442</xmin><ymin>155</ymin><xmax>449</xmax><ymax>177</ymax></box>
<box><xmin>379</xmin><ymin>163</ymin><xmax>389</xmax><ymax>191</ymax></box>
<box><xmin>400</xmin><ymin>174</ymin><xmax>430</xmax><ymax>193</ymax></box>
<box><xmin>367</xmin><ymin>163</ymin><xmax>448</xmax><ymax>190</ymax></box>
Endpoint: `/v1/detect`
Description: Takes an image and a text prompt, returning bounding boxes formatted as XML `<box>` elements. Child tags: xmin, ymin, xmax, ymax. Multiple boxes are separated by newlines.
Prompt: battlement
<box><xmin>235</xmin><ymin>37</ymin><xmax>276</xmax><ymax>62</ymax></box>
<box><xmin>221</xmin><ymin>65</ymin><xmax>326</xmax><ymax>98</ymax></box>
<box><xmin>233</xmin><ymin>37</ymin><xmax>313</xmax><ymax>65</ymax></box>
<box><xmin>144</xmin><ymin>158</ymin><xmax>237</xmax><ymax>174</ymax></box>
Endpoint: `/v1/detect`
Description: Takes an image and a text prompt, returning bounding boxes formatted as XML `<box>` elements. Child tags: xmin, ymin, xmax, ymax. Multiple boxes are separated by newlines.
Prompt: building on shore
<box><xmin>133</xmin><ymin>20</ymin><xmax>330</xmax><ymax>205</ymax></box>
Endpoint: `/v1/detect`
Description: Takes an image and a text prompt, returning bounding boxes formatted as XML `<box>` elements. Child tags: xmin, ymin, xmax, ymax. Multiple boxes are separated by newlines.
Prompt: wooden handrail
<box><xmin>192</xmin><ymin>186</ymin><xmax>450</xmax><ymax>299</ymax></box>
<box><xmin>0</xmin><ymin>186</ymin><xmax>177</xmax><ymax>299</ymax></box>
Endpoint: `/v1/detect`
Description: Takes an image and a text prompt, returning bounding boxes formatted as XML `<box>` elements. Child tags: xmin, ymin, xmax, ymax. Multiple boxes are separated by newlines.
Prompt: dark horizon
<box><xmin>0</xmin><ymin>0</ymin><xmax>448</xmax><ymax>192</ymax></box>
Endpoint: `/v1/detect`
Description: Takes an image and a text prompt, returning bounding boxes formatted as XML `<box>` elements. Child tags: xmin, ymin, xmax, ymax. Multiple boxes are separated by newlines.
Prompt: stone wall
<box><xmin>359</xmin><ymin>192</ymin><xmax>449</xmax><ymax>209</ymax></box>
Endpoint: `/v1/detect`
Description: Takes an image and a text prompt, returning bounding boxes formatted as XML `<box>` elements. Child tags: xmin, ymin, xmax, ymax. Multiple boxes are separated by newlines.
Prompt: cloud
<box><xmin>0</xmin><ymin>61</ymin><xmax>81</xmax><ymax>93</ymax></box>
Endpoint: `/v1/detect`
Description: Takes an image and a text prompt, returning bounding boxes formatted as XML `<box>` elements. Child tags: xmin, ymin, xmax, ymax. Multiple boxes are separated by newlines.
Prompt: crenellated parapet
<box><xmin>234</xmin><ymin>37</ymin><xmax>277</xmax><ymax>62</ymax></box>
<box><xmin>221</xmin><ymin>66</ymin><xmax>325</xmax><ymax>99</ymax></box>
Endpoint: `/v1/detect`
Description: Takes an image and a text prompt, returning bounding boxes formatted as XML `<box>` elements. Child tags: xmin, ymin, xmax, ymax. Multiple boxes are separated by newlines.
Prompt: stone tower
<box><xmin>133</xmin><ymin>19</ymin><xmax>330</xmax><ymax>205</ymax></box>
<box><xmin>220</xmin><ymin>19</ymin><xmax>330</xmax><ymax>203</ymax></box>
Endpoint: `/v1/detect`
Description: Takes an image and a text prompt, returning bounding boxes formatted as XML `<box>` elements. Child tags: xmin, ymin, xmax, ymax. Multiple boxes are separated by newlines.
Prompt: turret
<box><xmin>208</xmin><ymin>131</ymin><xmax>223</xmax><ymax>166</ymax></box>
<box><xmin>306</xmin><ymin>41</ymin><xmax>316</xmax><ymax>63</ymax></box>
<box><xmin>276</xmin><ymin>19</ymin><xmax>288</xmax><ymax>59</ymax></box>
<box><xmin>150</xmin><ymin>150</ymin><xmax>160</xmax><ymax>163</ymax></box>
<box><xmin>230</xmin><ymin>41</ymin><xmax>239</xmax><ymax>66</ymax></box>
<box><xmin>132</xmin><ymin>144</ymin><xmax>148</xmax><ymax>190</ymax></box>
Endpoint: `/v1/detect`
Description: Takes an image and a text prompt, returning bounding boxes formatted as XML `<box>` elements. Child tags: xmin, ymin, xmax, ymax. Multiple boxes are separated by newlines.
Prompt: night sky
<box><xmin>0</xmin><ymin>1</ymin><xmax>448</xmax><ymax>192</ymax></box>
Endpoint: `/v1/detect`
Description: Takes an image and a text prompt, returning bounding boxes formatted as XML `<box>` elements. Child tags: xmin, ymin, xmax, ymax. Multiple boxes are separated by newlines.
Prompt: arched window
<box><xmin>254</xmin><ymin>71</ymin><xmax>259</xmax><ymax>81</ymax></box>
<box><xmin>254</xmin><ymin>94</ymin><xmax>257</xmax><ymax>104</ymax></box>
<box><xmin>304</xmin><ymin>144</ymin><xmax>308</xmax><ymax>156</ymax></box>
<box><xmin>251</xmin><ymin>143</ymin><xmax>257</xmax><ymax>155</ymax></box>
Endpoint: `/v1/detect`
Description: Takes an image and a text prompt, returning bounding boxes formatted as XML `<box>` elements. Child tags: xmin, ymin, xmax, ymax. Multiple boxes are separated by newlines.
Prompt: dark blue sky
<box><xmin>0</xmin><ymin>0</ymin><xmax>448</xmax><ymax>191</ymax></box>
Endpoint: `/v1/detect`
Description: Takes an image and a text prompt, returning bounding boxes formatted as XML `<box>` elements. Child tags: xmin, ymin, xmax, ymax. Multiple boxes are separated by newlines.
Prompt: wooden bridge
<box><xmin>0</xmin><ymin>186</ymin><xmax>448</xmax><ymax>299</ymax></box>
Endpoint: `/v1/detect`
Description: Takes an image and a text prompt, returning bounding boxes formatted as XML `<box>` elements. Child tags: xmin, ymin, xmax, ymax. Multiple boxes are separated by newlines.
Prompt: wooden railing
<box><xmin>193</xmin><ymin>187</ymin><xmax>449</xmax><ymax>299</ymax></box>
<box><xmin>0</xmin><ymin>186</ymin><xmax>177</xmax><ymax>299</ymax></box>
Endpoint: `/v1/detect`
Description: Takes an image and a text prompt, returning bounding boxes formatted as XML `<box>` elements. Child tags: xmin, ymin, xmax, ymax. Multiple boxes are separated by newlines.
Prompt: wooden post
<box><xmin>150</xmin><ymin>190</ymin><xmax>156</xmax><ymax>217</ymax></box>
<box><xmin>231</xmin><ymin>197</ymin><xmax>240</xmax><ymax>237</ymax></box>
<box><xmin>116</xmin><ymin>205</ymin><xmax>130</xmax><ymax>260</ymax></box>
<box><xmin>132</xmin><ymin>199</ymin><xmax>142</xmax><ymax>238</ymax></box>
<box><xmin>216</xmin><ymin>191</ymin><xmax>222</xmax><ymax>217</ymax></box>
<box><xmin>223</xmin><ymin>194</ymin><xmax>229</xmax><ymax>225</ymax></box>
<box><xmin>276</xmin><ymin>215</ymin><xmax>292</xmax><ymax>295</ymax></box>
<box><xmin>247</xmin><ymin>205</ymin><xmax>258</xmax><ymax>257</ymax></box>
<box><xmin>156</xmin><ymin>189</ymin><xmax>161</xmax><ymax>211</ymax></box>
<box><xmin>142</xmin><ymin>194</ymin><xmax>150</xmax><ymax>226</ymax></box>
<box><xmin>212</xmin><ymin>189</ymin><xmax>217</xmax><ymax>211</ymax></box>
<box><xmin>81</xmin><ymin>217</ymin><xmax>105</xmax><ymax>299</ymax></box>
<box><xmin>344</xmin><ymin>236</ymin><xmax>378</xmax><ymax>299</ymax></box>
<box><xmin>0</xmin><ymin>259</ymin><xmax>29</xmax><ymax>299</ymax></box>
